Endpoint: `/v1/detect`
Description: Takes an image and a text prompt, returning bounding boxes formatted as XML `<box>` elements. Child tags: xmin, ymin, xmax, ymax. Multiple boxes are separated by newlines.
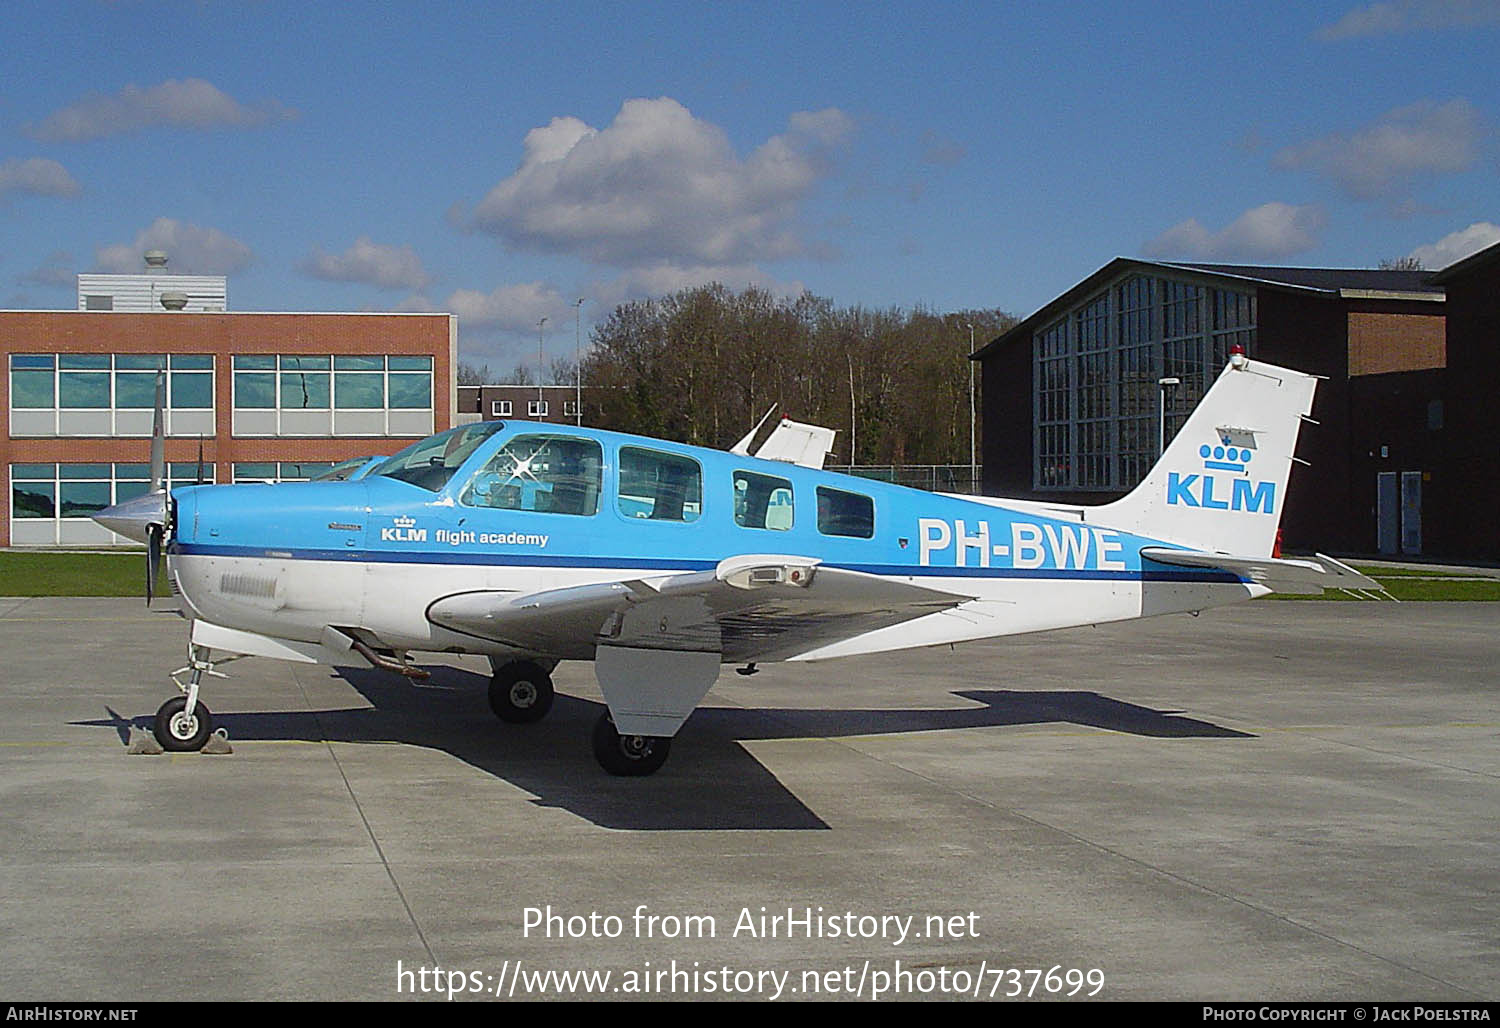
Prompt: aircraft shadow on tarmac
<box><xmin>80</xmin><ymin>665</ymin><xmax>1251</xmax><ymax>832</ymax></box>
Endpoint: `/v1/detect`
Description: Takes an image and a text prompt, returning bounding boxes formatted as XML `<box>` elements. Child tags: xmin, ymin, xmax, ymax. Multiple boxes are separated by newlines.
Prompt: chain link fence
<box><xmin>824</xmin><ymin>465</ymin><xmax>982</xmax><ymax>495</ymax></box>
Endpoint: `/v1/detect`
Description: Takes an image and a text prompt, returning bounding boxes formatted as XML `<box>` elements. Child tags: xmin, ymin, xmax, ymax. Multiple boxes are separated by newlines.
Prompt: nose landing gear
<box><xmin>153</xmin><ymin>645</ymin><xmax>236</xmax><ymax>752</ymax></box>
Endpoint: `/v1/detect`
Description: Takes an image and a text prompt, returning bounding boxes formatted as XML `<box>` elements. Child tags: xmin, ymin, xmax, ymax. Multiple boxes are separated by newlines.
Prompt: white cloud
<box><xmin>1273</xmin><ymin>99</ymin><xmax>1481</xmax><ymax>200</ymax></box>
<box><xmin>1316</xmin><ymin>0</ymin><xmax>1500</xmax><ymax>39</ymax></box>
<box><xmin>445</xmin><ymin>282</ymin><xmax>565</xmax><ymax>334</ymax></box>
<box><xmin>0</xmin><ymin>157</ymin><xmax>80</xmax><ymax>198</ymax></box>
<box><xmin>1143</xmin><ymin>202</ymin><xmax>1327</xmax><ymax>261</ymax></box>
<box><xmin>300</xmin><ymin>237</ymin><xmax>430</xmax><ymax>291</ymax></box>
<box><xmin>95</xmin><ymin>218</ymin><xmax>253</xmax><ymax>275</ymax></box>
<box><xmin>467</xmin><ymin>97</ymin><xmax>854</xmax><ymax>268</ymax></box>
<box><xmin>1409</xmin><ymin>221</ymin><xmax>1500</xmax><ymax>269</ymax></box>
<box><xmin>29</xmin><ymin>78</ymin><xmax>297</xmax><ymax>142</ymax></box>
<box><xmin>590</xmin><ymin>262</ymin><xmax>805</xmax><ymax>309</ymax></box>
<box><xmin>18</xmin><ymin>251</ymin><xmax>74</xmax><ymax>288</ymax></box>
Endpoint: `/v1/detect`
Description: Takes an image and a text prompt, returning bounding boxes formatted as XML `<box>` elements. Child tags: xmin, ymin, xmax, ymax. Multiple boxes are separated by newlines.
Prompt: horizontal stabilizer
<box><xmin>1140</xmin><ymin>547</ymin><xmax>1379</xmax><ymax>595</ymax></box>
<box><xmin>753</xmin><ymin>417</ymin><xmax>838</xmax><ymax>469</ymax></box>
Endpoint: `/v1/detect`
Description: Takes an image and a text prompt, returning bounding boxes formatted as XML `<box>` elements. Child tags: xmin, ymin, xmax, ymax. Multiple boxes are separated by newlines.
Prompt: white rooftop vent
<box><xmin>159</xmin><ymin>291</ymin><xmax>189</xmax><ymax>311</ymax></box>
<box><xmin>144</xmin><ymin>250</ymin><xmax>169</xmax><ymax>272</ymax></box>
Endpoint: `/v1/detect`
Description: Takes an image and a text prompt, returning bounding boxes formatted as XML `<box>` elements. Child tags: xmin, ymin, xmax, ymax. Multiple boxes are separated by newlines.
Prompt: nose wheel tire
<box><xmin>154</xmin><ymin>695</ymin><xmax>214</xmax><ymax>752</ymax></box>
<box><xmin>592</xmin><ymin>712</ymin><xmax>671</xmax><ymax>776</ymax></box>
<box><xmin>488</xmin><ymin>661</ymin><xmax>555</xmax><ymax>723</ymax></box>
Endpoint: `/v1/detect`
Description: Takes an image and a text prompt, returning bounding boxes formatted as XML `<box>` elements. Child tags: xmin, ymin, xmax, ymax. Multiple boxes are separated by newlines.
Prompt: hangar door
<box><xmin>1376</xmin><ymin>471</ymin><xmax>1423</xmax><ymax>556</ymax></box>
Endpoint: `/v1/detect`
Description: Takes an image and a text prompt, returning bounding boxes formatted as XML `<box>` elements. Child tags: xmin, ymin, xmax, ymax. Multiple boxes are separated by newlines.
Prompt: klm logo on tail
<box><xmin>1166</xmin><ymin>437</ymin><xmax>1276</xmax><ymax>514</ymax></box>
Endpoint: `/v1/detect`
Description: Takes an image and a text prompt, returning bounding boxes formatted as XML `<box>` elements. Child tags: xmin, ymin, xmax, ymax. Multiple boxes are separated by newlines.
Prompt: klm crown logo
<box><xmin>382</xmin><ymin>514</ymin><xmax>427</xmax><ymax>542</ymax></box>
<box><xmin>1166</xmin><ymin>432</ymin><xmax>1276</xmax><ymax>514</ymax></box>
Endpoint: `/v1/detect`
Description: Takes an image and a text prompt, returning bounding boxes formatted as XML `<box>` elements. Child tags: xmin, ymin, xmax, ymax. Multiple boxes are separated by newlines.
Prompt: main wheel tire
<box><xmin>154</xmin><ymin>695</ymin><xmax>213</xmax><ymax>752</ymax></box>
<box><xmin>488</xmin><ymin>661</ymin><xmax>555</xmax><ymax>723</ymax></box>
<box><xmin>592</xmin><ymin>712</ymin><xmax>671</xmax><ymax>776</ymax></box>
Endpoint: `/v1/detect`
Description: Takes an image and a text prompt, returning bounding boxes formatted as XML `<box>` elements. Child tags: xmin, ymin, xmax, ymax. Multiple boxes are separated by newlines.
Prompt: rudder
<box><xmin>1094</xmin><ymin>356</ymin><xmax>1318</xmax><ymax>557</ymax></box>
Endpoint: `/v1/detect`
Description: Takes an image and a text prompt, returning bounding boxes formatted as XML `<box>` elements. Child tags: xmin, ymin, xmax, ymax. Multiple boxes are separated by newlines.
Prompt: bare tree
<box><xmin>456</xmin><ymin>361</ymin><xmax>491</xmax><ymax>385</ymax></box>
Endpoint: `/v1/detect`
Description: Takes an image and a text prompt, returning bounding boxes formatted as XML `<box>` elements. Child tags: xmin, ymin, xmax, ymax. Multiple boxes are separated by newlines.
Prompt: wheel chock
<box><xmin>126</xmin><ymin>727</ymin><xmax>165</xmax><ymax>755</ymax></box>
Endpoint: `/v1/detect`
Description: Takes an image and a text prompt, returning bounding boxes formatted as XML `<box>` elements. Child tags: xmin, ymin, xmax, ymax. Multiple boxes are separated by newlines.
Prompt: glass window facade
<box><xmin>9</xmin><ymin>462</ymin><xmax>215</xmax><ymax>544</ymax></box>
<box><xmin>8</xmin><ymin>353</ymin><xmax>213</xmax><ymax>436</ymax></box>
<box><xmin>232</xmin><ymin>354</ymin><xmax>432</xmax><ymax>436</ymax></box>
<box><xmin>231</xmin><ymin>462</ymin><xmax>335</xmax><ymax>483</ymax></box>
<box><xmin>1030</xmin><ymin>274</ymin><xmax>1255</xmax><ymax>491</ymax></box>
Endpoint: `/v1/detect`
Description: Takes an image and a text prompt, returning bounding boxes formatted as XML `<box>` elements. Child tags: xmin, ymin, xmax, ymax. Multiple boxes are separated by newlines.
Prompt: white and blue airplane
<box><xmin>94</xmin><ymin>352</ymin><xmax>1374</xmax><ymax>775</ymax></box>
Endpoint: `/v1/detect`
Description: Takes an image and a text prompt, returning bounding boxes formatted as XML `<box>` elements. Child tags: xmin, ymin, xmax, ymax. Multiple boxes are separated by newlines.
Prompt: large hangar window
<box><xmin>1031</xmin><ymin>276</ymin><xmax>1254</xmax><ymax>492</ymax></box>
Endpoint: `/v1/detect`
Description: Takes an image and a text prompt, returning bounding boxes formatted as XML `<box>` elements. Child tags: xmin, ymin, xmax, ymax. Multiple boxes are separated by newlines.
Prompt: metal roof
<box><xmin>971</xmin><ymin>257</ymin><xmax>1445</xmax><ymax>361</ymax></box>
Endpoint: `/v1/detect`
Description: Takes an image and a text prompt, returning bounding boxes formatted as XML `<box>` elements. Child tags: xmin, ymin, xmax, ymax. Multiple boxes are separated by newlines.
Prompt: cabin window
<box><xmin>372</xmin><ymin>421</ymin><xmax>505</xmax><ymax>491</ymax></box>
<box><xmin>461</xmin><ymin>434</ymin><xmax>602</xmax><ymax>516</ymax></box>
<box><xmin>733</xmin><ymin>470</ymin><xmax>794</xmax><ymax>531</ymax></box>
<box><xmin>816</xmin><ymin>486</ymin><xmax>874</xmax><ymax>538</ymax></box>
<box><xmin>618</xmin><ymin>447</ymin><xmax>701</xmax><ymax>522</ymax></box>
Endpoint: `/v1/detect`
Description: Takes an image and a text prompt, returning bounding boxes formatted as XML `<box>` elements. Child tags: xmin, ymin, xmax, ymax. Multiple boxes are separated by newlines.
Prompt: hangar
<box><xmin>3</xmin><ymin>255</ymin><xmax>457</xmax><ymax>547</ymax></box>
<box><xmin>972</xmin><ymin>243</ymin><xmax>1500</xmax><ymax>560</ymax></box>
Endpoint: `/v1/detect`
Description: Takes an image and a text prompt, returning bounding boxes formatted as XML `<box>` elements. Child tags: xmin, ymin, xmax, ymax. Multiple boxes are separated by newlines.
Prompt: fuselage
<box><xmin>166</xmin><ymin>419</ymin><xmax>1260</xmax><ymax>662</ymax></box>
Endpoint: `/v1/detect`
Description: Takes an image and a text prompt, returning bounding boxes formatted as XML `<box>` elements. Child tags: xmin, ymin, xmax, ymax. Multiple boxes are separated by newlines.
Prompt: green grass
<box><xmin>0</xmin><ymin>551</ymin><xmax>164</xmax><ymax>597</ymax></box>
<box><xmin>1348</xmin><ymin>564</ymin><xmax>1474</xmax><ymax>579</ymax></box>
<box><xmin>1273</xmin><ymin>571</ymin><xmax>1500</xmax><ymax>601</ymax></box>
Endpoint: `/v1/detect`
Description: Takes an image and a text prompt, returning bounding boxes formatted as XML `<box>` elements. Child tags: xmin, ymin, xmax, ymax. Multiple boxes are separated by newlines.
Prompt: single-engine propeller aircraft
<box><xmin>95</xmin><ymin>351</ymin><xmax>1374</xmax><ymax>775</ymax></box>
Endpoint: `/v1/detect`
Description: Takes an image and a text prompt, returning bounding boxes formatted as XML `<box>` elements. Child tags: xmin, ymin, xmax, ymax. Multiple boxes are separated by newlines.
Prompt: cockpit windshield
<box><xmin>371</xmin><ymin>421</ymin><xmax>506</xmax><ymax>492</ymax></box>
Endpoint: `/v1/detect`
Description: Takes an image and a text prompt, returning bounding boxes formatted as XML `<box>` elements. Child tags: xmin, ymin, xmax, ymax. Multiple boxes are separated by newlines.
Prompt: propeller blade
<box><xmin>196</xmin><ymin>434</ymin><xmax>204</xmax><ymax>485</ymax></box>
<box><xmin>149</xmin><ymin>368</ymin><xmax>166</xmax><ymax>494</ymax></box>
<box><xmin>145</xmin><ymin>524</ymin><xmax>162</xmax><ymax>606</ymax></box>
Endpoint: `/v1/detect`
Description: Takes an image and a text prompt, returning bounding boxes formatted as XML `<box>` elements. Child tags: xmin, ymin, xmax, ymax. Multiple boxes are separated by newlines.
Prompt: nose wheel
<box><xmin>154</xmin><ymin>644</ymin><xmax>234</xmax><ymax>752</ymax></box>
<box><xmin>154</xmin><ymin>694</ymin><xmax>213</xmax><ymax>751</ymax></box>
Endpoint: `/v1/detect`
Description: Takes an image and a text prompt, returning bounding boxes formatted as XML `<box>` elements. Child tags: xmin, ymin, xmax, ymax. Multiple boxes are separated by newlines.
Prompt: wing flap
<box><xmin>427</xmin><ymin>555</ymin><xmax>969</xmax><ymax>661</ymax></box>
<box><xmin>1141</xmin><ymin>547</ymin><xmax>1379</xmax><ymax>595</ymax></box>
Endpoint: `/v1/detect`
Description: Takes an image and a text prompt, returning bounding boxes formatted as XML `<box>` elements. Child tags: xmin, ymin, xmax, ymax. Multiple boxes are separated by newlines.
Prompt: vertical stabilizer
<box><xmin>1094</xmin><ymin>357</ymin><xmax>1318</xmax><ymax>556</ymax></box>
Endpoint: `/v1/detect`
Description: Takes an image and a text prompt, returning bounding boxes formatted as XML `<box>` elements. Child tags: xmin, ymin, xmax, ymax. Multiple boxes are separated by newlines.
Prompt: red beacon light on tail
<box><xmin>1229</xmin><ymin>344</ymin><xmax>1248</xmax><ymax>370</ymax></box>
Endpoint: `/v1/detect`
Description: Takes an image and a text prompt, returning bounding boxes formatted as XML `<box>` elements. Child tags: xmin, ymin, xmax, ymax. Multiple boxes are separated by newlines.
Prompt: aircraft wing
<box><xmin>426</xmin><ymin>555</ymin><xmax>969</xmax><ymax>663</ymax></box>
<box><xmin>1140</xmin><ymin>547</ymin><xmax>1380</xmax><ymax>595</ymax></box>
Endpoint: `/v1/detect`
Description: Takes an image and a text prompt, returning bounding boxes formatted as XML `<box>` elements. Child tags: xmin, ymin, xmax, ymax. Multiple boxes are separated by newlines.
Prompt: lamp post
<box><xmin>1157</xmin><ymin>376</ymin><xmax>1181</xmax><ymax>457</ymax></box>
<box><xmin>537</xmin><ymin>316</ymin><xmax>547</xmax><ymax>416</ymax></box>
<box><xmin>574</xmin><ymin>298</ymin><xmax>584</xmax><ymax>425</ymax></box>
<box><xmin>966</xmin><ymin>322</ymin><xmax>976</xmax><ymax>493</ymax></box>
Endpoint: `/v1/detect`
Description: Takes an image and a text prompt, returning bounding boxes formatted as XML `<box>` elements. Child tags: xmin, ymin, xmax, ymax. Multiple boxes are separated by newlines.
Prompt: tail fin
<box><xmin>1095</xmin><ymin>357</ymin><xmax>1318</xmax><ymax>556</ymax></box>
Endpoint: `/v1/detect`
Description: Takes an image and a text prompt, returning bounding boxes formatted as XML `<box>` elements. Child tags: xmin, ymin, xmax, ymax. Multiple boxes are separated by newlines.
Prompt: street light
<box><xmin>574</xmin><ymin>298</ymin><xmax>584</xmax><ymax>425</ymax></box>
<box><xmin>1157</xmin><ymin>376</ymin><xmax>1181</xmax><ymax>457</ymax></box>
<box><xmin>537</xmin><ymin>316</ymin><xmax>548</xmax><ymax>415</ymax></box>
<box><xmin>966</xmin><ymin>322</ymin><xmax>976</xmax><ymax>493</ymax></box>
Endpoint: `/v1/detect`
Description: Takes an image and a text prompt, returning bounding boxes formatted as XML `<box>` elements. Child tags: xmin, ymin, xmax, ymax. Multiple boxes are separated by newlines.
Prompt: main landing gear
<box><xmin>487</xmin><ymin>659</ymin><xmax>556</xmax><ymax>723</ymax></box>
<box><xmin>591</xmin><ymin>713</ymin><xmax>671</xmax><ymax>777</ymax></box>
<box><xmin>487</xmin><ymin>657</ymin><xmax>672</xmax><ymax>776</ymax></box>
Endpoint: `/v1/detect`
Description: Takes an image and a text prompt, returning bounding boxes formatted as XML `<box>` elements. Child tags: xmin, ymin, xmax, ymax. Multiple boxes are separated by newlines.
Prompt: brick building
<box><xmin>970</xmin><ymin>255</ymin><xmax>1488</xmax><ymax>558</ymax></box>
<box><xmin>4</xmin><ymin>308</ymin><xmax>457</xmax><ymax>546</ymax></box>
<box><xmin>456</xmin><ymin>383</ymin><xmax>592</xmax><ymax>425</ymax></box>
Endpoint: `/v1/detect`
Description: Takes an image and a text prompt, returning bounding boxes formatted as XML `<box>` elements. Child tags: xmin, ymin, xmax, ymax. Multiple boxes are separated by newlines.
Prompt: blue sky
<box><xmin>2</xmin><ymin>1</ymin><xmax>1496</xmax><ymax>369</ymax></box>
